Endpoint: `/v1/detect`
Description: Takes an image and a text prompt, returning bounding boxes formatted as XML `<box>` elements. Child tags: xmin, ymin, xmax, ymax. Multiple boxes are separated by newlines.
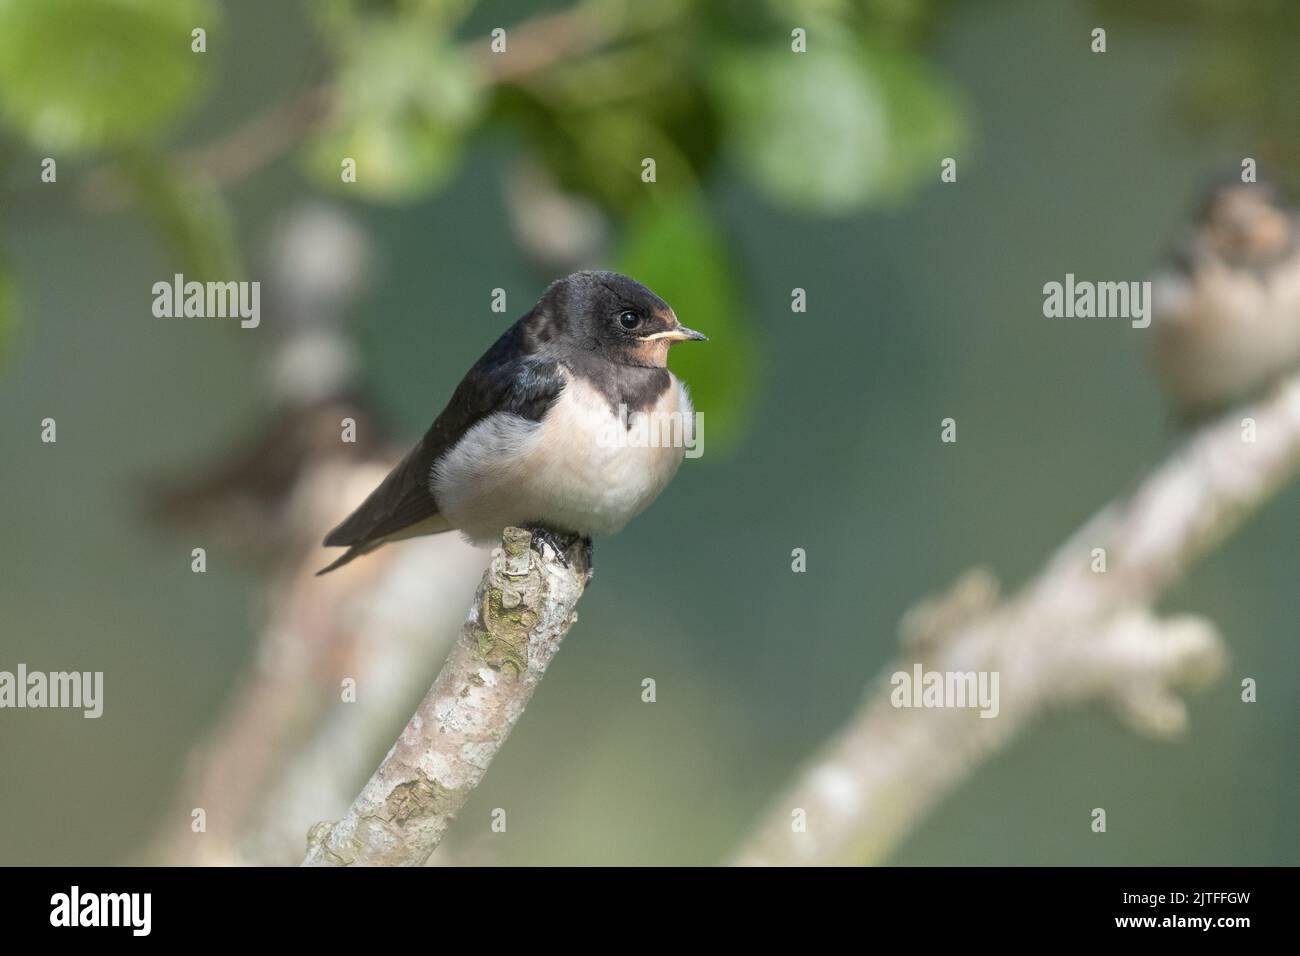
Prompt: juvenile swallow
<box><xmin>1149</xmin><ymin>179</ymin><xmax>1300</xmax><ymax>419</ymax></box>
<box><xmin>318</xmin><ymin>271</ymin><xmax>706</xmax><ymax>574</ymax></box>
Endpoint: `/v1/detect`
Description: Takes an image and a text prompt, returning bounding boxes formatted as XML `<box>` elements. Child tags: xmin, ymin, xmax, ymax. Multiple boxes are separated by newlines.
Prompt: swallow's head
<box><xmin>538</xmin><ymin>271</ymin><xmax>707</xmax><ymax>367</ymax></box>
<box><xmin>1199</xmin><ymin>180</ymin><xmax>1294</xmax><ymax>266</ymax></box>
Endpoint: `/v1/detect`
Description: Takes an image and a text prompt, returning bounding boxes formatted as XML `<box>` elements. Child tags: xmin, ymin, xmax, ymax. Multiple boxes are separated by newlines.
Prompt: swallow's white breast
<box><xmin>1151</xmin><ymin>253</ymin><xmax>1300</xmax><ymax>411</ymax></box>
<box><xmin>430</xmin><ymin>371</ymin><xmax>692</xmax><ymax>544</ymax></box>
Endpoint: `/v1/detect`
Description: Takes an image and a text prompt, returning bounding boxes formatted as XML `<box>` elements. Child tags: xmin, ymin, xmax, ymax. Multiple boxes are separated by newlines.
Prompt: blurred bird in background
<box><xmin>1149</xmin><ymin>179</ymin><xmax>1300</xmax><ymax>420</ymax></box>
<box><xmin>145</xmin><ymin>204</ymin><xmax>391</xmax><ymax>563</ymax></box>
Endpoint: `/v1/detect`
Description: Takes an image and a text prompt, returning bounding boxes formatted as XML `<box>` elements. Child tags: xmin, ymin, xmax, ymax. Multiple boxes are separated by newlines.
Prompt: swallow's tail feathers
<box><xmin>316</xmin><ymin>543</ymin><xmax>375</xmax><ymax>576</ymax></box>
<box><xmin>317</xmin><ymin>438</ymin><xmax>452</xmax><ymax>574</ymax></box>
<box><xmin>317</xmin><ymin>509</ymin><xmax>453</xmax><ymax>575</ymax></box>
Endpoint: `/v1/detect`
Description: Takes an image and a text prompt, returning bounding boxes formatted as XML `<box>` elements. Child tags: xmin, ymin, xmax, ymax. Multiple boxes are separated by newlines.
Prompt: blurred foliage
<box><xmin>0</xmin><ymin>0</ymin><xmax>969</xmax><ymax>444</ymax></box>
<box><xmin>0</xmin><ymin>0</ymin><xmax>216</xmax><ymax>152</ymax></box>
<box><xmin>616</xmin><ymin>200</ymin><xmax>755</xmax><ymax>446</ymax></box>
<box><xmin>0</xmin><ymin>254</ymin><xmax>14</xmax><ymax>361</ymax></box>
<box><xmin>126</xmin><ymin>159</ymin><xmax>245</xmax><ymax>283</ymax></box>
<box><xmin>709</xmin><ymin>39</ymin><xmax>892</xmax><ymax>213</ymax></box>
<box><xmin>312</xmin><ymin>0</ymin><xmax>479</xmax><ymax>34</ymax></box>
<box><xmin>305</xmin><ymin>18</ymin><xmax>483</xmax><ymax>201</ymax></box>
<box><xmin>1095</xmin><ymin>0</ymin><xmax>1300</xmax><ymax>190</ymax></box>
<box><xmin>709</xmin><ymin>36</ymin><xmax>964</xmax><ymax>212</ymax></box>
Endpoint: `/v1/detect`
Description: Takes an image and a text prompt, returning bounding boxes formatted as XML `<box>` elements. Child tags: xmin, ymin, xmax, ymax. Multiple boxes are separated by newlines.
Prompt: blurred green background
<box><xmin>2</xmin><ymin>0</ymin><xmax>1298</xmax><ymax>865</ymax></box>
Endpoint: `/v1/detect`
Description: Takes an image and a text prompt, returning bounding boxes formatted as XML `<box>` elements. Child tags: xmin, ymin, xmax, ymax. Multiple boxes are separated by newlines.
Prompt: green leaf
<box><xmin>126</xmin><ymin>159</ymin><xmax>243</xmax><ymax>282</ymax></box>
<box><xmin>0</xmin><ymin>0</ymin><xmax>215</xmax><ymax>152</ymax></box>
<box><xmin>868</xmin><ymin>48</ymin><xmax>967</xmax><ymax>202</ymax></box>
<box><xmin>305</xmin><ymin>23</ymin><xmax>483</xmax><ymax>201</ymax></box>
<box><xmin>616</xmin><ymin>201</ymin><xmax>757</xmax><ymax>449</ymax></box>
<box><xmin>710</xmin><ymin>39</ymin><xmax>890</xmax><ymax>213</ymax></box>
<box><xmin>537</xmin><ymin>110</ymin><xmax>693</xmax><ymax>214</ymax></box>
<box><xmin>708</xmin><ymin>33</ymin><xmax>964</xmax><ymax>213</ymax></box>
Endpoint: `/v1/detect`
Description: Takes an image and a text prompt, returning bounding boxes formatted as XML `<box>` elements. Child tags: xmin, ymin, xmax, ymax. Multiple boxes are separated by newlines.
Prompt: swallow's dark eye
<box><xmin>618</xmin><ymin>310</ymin><xmax>641</xmax><ymax>330</ymax></box>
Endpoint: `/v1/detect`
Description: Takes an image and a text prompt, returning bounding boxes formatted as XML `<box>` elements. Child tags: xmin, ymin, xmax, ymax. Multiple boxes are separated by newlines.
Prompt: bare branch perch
<box><xmin>734</xmin><ymin>376</ymin><xmax>1300</xmax><ymax>866</ymax></box>
<box><xmin>232</xmin><ymin>534</ymin><xmax>485</xmax><ymax>865</ymax></box>
<box><xmin>301</xmin><ymin>527</ymin><xmax>589</xmax><ymax>866</ymax></box>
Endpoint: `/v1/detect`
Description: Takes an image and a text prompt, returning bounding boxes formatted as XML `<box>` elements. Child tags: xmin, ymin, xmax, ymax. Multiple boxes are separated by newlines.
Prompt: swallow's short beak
<box><xmin>664</xmin><ymin>325</ymin><xmax>708</xmax><ymax>342</ymax></box>
<box><xmin>644</xmin><ymin>311</ymin><xmax>708</xmax><ymax>343</ymax></box>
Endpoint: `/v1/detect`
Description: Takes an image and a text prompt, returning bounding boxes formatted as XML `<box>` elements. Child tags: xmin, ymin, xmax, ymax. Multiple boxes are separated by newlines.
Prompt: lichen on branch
<box><xmin>302</xmin><ymin>526</ymin><xmax>589</xmax><ymax>867</ymax></box>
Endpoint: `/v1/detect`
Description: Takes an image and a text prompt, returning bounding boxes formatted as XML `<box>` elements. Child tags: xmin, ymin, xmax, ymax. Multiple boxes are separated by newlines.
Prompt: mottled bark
<box><xmin>302</xmin><ymin>527</ymin><xmax>589</xmax><ymax>866</ymax></box>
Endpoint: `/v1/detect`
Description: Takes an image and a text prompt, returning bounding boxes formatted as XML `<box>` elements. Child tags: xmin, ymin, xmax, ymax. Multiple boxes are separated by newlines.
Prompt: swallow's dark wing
<box><xmin>318</xmin><ymin>319</ymin><xmax>563</xmax><ymax>573</ymax></box>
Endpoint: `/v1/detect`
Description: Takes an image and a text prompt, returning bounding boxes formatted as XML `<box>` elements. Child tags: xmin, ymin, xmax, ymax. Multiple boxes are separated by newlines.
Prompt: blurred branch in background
<box><xmin>232</xmin><ymin>532</ymin><xmax>488</xmax><ymax>866</ymax></box>
<box><xmin>302</xmin><ymin>527</ymin><xmax>589</xmax><ymax>867</ymax></box>
<box><xmin>733</xmin><ymin>375</ymin><xmax>1300</xmax><ymax>866</ymax></box>
<box><xmin>148</xmin><ymin>477</ymin><xmax>487</xmax><ymax>865</ymax></box>
<box><xmin>80</xmin><ymin>84</ymin><xmax>333</xmax><ymax>213</ymax></box>
<box><xmin>78</xmin><ymin>3</ymin><xmax>607</xmax><ymax>211</ymax></box>
<box><xmin>143</xmin><ymin>204</ymin><xmax>488</xmax><ymax>864</ymax></box>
